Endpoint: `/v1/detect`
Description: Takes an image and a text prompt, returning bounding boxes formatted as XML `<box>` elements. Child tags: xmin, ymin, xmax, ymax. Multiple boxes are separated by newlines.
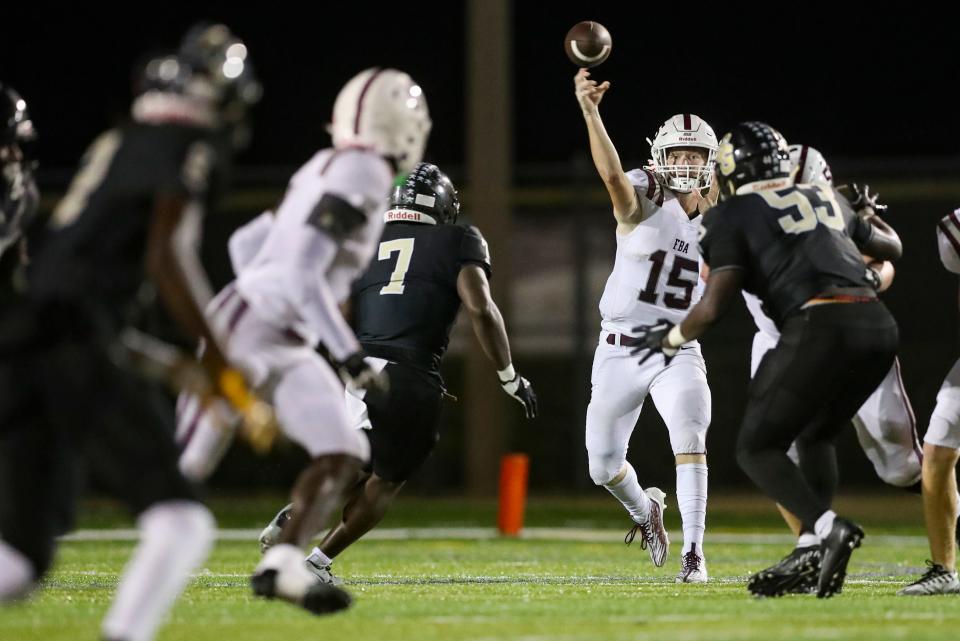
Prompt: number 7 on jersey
<box><xmin>379</xmin><ymin>238</ymin><xmax>415</xmax><ymax>295</ymax></box>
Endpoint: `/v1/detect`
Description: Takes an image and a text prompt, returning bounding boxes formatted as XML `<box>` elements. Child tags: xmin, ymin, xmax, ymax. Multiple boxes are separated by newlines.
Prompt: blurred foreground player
<box><xmin>257</xmin><ymin>163</ymin><xmax>537</xmax><ymax>584</ymax></box>
<box><xmin>183</xmin><ymin>67</ymin><xmax>432</xmax><ymax>615</ymax></box>
<box><xmin>632</xmin><ymin>122</ymin><xmax>902</xmax><ymax>598</ymax></box>
<box><xmin>0</xmin><ymin>24</ymin><xmax>263</xmax><ymax>641</ymax></box>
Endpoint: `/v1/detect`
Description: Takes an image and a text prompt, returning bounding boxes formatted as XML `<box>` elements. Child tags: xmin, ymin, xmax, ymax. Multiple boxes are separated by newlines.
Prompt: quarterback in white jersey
<box><xmin>575</xmin><ymin>68</ymin><xmax>717</xmax><ymax>583</ymax></box>
<box><xmin>188</xmin><ymin>68</ymin><xmax>430</xmax><ymax>616</ymax></box>
<box><xmin>899</xmin><ymin>208</ymin><xmax>960</xmax><ymax>595</ymax></box>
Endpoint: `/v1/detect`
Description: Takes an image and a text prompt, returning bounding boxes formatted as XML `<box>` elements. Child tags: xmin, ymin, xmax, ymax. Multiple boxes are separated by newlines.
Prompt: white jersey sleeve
<box><xmin>228</xmin><ymin>211</ymin><xmax>273</xmax><ymax>275</ymax></box>
<box><xmin>236</xmin><ymin>148</ymin><xmax>393</xmax><ymax>361</ymax></box>
<box><xmin>937</xmin><ymin>210</ymin><xmax>960</xmax><ymax>275</ymax></box>
<box><xmin>625</xmin><ymin>168</ymin><xmax>665</xmax><ymax>220</ymax></box>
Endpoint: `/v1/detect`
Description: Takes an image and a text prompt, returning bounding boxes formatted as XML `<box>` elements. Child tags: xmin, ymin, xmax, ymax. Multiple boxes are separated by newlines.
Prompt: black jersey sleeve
<box><xmin>699</xmin><ymin>204</ymin><xmax>748</xmax><ymax>272</ymax></box>
<box><xmin>460</xmin><ymin>225</ymin><xmax>492</xmax><ymax>278</ymax></box>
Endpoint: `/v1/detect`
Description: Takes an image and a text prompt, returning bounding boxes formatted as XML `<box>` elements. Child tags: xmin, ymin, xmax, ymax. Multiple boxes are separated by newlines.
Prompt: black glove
<box><xmin>847</xmin><ymin>183</ymin><xmax>887</xmax><ymax>214</ymax></box>
<box><xmin>630</xmin><ymin>319</ymin><xmax>679</xmax><ymax>365</ymax></box>
<box><xmin>337</xmin><ymin>352</ymin><xmax>389</xmax><ymax>395</ymax></box>
<box><xmin>499</xmin><ymin>371</ymin><xmax>538</xmax><ymax>419</ymax></box>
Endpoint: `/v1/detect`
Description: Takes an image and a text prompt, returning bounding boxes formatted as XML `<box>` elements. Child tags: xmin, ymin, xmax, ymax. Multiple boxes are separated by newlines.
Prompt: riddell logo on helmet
<box><xmin>677</xmin><ymin>136</ymin><xmax>698</xmax><ymax>143</ymax></box>
<box><xmin>386</xmin><ymin>210</ymin><xmax>422</xmax><ymax>221</ymax></box>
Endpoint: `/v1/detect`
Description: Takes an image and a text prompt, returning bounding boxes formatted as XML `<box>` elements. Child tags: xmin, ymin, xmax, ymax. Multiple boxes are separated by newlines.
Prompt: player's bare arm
<box><xmin>574</xmin><ymin>69</ymin><xmax>641</xmax><ymax>228</ymax></box>
<box><xmin>146</xmin><ymin>192</ymin><xmax>231</xmax><ymax>376</ymax></box>
<box><xmin>677</xmin><ymin>268</ymin><xmax>745</xmax><ymax>343</ymax></box>
<box><xmin>457</xmin><ymin>263</ymin><xmax>538</xmax><ymax>418</ymax></box>
<box><xmin>859</xmin><ymin>214</ymin><xmax>902</xmax><ymax>262</ymax></box>
<box><xmin>457</xmin><ymin>263</ymin><xmax>511</xmax><ymax>369</ymax></box>
<box><xmin>630</xmin><ymin>267</ymin><xmax>743</xmax><ymax>364</ymax></box>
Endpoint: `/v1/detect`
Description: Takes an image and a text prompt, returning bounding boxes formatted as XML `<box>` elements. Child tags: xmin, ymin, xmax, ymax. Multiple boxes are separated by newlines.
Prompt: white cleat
<box><xmin>625</xmin><ymin>487</ymin><xmax>670</xmax><ymax>568</ymax></box>
<box><xmin>897</xmin><ymin>561</ymin><xmax>960</xmax><ymax>596</ymax></box>
<box><xmin>305</xmin><ymin>553</ymin><xmax>344</xmax><ymax>586</ymax></box>
<box><xmin>676</xmin><ymin>543</ymin><xmax>708</xmax><ymax>583</ymax></box>
<box><xmin>258</xmin><ymin>503</ymin><xmax>294</xmax><ymax>553</ymax></box>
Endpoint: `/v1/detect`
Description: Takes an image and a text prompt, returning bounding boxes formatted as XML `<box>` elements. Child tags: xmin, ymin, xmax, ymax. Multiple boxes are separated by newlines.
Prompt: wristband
<box><xmin>666</xmin><ymin>325</ymin><xmax>688</xmax><ymax>348</ymax></box>
<box><xmin>497</xmin><ymin>364</ymin><xmax>516</xmax><ymax>383</ymax></box>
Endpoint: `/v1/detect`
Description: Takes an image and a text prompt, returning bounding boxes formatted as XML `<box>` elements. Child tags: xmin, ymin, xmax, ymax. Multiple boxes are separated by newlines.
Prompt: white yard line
<box><xmin>60</xmin><ymin>527</ymin><xmax>928</xmax><ymax>546</ymax></box>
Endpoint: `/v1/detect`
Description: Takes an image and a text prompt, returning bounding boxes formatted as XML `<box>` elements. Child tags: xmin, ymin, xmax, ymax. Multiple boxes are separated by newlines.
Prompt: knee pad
<box><xmin>587</xmin><ymin>454</ymin><xmax>621</xmax><ymax>486</ymax></box>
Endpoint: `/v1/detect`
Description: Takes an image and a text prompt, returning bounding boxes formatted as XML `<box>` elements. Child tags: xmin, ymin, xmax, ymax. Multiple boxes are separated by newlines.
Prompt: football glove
<box><xmin>337</xmin><ymin>352</ymin><xmax>389</xmax><ymax>395</ymax></box>
<box><xmin>847</xmin><ymin>183</ymin><xmax>887</xmax><ymax>214</ymax></box>
<box><xmin>498</xmin><ymin>366</ymin><xmax>538</xmax><ymax>419</ymax></box>
<box><xmin>630</xmin><ymin>319</ymin><xmax>679</xmax><ymax>365</ymax></box>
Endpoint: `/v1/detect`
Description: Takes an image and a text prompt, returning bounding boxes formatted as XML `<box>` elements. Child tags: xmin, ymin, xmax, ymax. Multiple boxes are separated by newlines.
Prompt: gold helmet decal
<box><xmin>717</xmin><ymin>133</ymin><xmax>736</xmax><ymax>177</ymax></box>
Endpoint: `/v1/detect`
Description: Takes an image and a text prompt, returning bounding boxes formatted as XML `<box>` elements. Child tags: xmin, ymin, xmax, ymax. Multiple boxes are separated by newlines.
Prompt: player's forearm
<box><xmin>584</xmin><ymin>113</ymin><xmax>626</xmax><ymax>184</ymax></box>
<box><xmin>147</xmin><ymin>241</ymin><xmax>227</xmax><ymax>372</ymax></box>
<box><xmin>147</xmin><ymin>194</ymin><xmax>226</xmax><ymax>371</ymax></box>
<box><xmin>675</xmin><ymin>268</ymin><xmax>743</xmax><ymax>345</ymax></box>
<box><xmin>861</xmin><ymin>214</ymin><xmax>902</xmax><ymax>261</ymax></box>
<box><xmin>468</xmin><ymin>302</ymin><xmax>512</xmax><ymax>371</ymax></box>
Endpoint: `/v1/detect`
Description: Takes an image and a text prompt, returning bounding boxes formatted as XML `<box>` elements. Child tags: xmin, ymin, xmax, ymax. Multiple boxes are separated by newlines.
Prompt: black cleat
<box><xmin>817</xmin><ymin>517</ymin><xmax>864</xmax><ymax>598</ymax></box>
<box><xmin>747</xmin><ymin>545</ymin><xmax>820</xmax><ymax>597</ymax></box>
<box><xmin>251</xmin><ymin>568</ymin><xmax>353</xmax><ymax>615</ymax></box>
<box><xmin>302</xmin><ymin>583</ymin><xmax>353</xmax><ymax>614</ymax></box>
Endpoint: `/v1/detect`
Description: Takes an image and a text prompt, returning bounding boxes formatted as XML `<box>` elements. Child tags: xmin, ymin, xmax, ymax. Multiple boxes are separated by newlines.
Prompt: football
<box><xmin>563</xmin><ymin>21</ymin><xmax>612</xmax><ymax>67</ymax></box>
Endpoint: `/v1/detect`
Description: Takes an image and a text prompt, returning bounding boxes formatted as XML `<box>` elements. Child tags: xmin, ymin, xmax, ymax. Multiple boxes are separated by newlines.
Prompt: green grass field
<box><xmin>1</xmin><ymin>494</ymin><xmax>957</xmax><ymax>641</ymax></box>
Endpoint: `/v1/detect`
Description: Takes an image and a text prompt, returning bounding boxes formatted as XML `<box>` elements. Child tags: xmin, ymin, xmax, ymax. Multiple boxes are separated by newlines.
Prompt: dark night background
<box><xmin>3</xmin><ymin>5</ymin><xmax>957</xmax><ymax>169</ymax></box>
<box><xmin>3</xmin><ymin>3</ymin><xmax>959</xmax><ymax>493</ymax></box>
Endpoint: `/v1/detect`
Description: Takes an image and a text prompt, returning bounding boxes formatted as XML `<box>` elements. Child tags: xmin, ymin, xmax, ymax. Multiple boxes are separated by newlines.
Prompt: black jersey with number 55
<box><xmin>352</xmin><ymin>221</ymin><xmax>491</xmax><ymax>372</ymax></box>
<box><xmin>699</xmin><ymin>183</ymin><xmax>875</xmax><ymax>326</ymax></box>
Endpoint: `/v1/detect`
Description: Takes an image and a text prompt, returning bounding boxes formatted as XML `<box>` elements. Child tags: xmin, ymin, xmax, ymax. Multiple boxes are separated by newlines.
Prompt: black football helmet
<box><xmin>388</xmin><ymin>162</ymin><xmax>460</xmax><ymax>225</ymax></box>
<box><xmin>715</xmin><ymin>121</ymin><xmax>792</xmax><ymax>199</ymax></box>
<box><xmin>178</xmin><ymin>23</ymin><xmax>262</xmax><ymax>123</ymax></box>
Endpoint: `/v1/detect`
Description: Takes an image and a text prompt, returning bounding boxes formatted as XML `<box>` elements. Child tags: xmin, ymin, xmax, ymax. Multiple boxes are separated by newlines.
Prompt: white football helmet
<box><xmin>789</xmin><ymin>144</ymin><xmax>833</xmax><ymax>186</ymax></box>
<box><xmin>330</xmin><ymin>68</ymin><xmax>431</xmax><ymax>174</ymax></box>
<box><xmin>647</xmin><ymin>114</ymin><xmax>718</xmax><ymax>193</ymax></box>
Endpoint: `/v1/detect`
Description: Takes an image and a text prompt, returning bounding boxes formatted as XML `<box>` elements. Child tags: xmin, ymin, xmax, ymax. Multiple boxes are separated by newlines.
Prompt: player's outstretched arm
<box><xmin>457</xmin><ymin>264</ymin><xmax>537</xmax><ymax>418</ymax></box>
<box><xmin>859</xmin><ymin>214</ymin><xmax>902</xmax><ymax>262</ymax></box>
<box><xmin>573</xmin><ymin>69</ymin><xmax>640</xmax><ymax>225</ymax></box>
<box><xmin>147</xmin><ymin>192</ymin><xmax>230</xmax><ymax>375</ymax></box>
<box><xmin>630</xmin><ymin>267</ymin><xmax>744</xmax><ymax>365</ymax></box>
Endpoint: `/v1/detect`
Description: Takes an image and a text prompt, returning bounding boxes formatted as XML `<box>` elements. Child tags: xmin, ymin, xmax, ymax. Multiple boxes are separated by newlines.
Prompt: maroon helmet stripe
<box><xmin>641</xmin><ymin>168</ymin><xmax>657</xmax><ymax>200</ymax></box>
<box><xmin>796</xmin><ymin>145</ymin><xmax>809</xmax><ymax>180</ymax></box>
<box><xmin>683</xmin><ymin>114</ymin><xmax>692</xmax><ymax>130</ymax></box>
<box><xmin>354</xmin><ymin>68</ymin><xmax>384</xmax><ymax>135</ymax></box>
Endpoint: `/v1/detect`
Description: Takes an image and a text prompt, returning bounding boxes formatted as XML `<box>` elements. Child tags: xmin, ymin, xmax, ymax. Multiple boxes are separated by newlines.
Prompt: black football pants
<box><xmin>736</xmin><ymin>301</ymin><xmax>899</xmax><ymax>532</ymax></box>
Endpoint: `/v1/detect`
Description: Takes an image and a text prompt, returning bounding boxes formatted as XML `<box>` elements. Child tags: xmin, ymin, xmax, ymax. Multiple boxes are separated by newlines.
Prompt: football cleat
<box><xmin>897</xmin><ymin>561</ymin><xmax>960</xmax><ymax>596</ymax></box>
<box><xmin>251</xmin><ymin>568</ymin><xmax>352</xmax><ymax>615</ymax></box>
<box><xmin>305</xmin><ymin>553</ymin><xmax>344</xmax><ymax>586</ymax></box>
<box><xmin>258</xmin><ymin>503</ymin><xmax>293</xmax><ymax>553</ymax></box>
<box><xmin>625</xmin><ymin>487</ymin><xmax>669</xmax><ymax>568</ymax></box>
<box><xmin>676</xmin><ymin>544</ymin><xmax>708</xmax><ymax>583</ymax></box>
<box><xmin>817</xmin><ymin>517</ymin><xmax>864</xmax><ymax>598</ymax></box>
<box><xmin>748</xmin><ymin>545</ymin><xmax>820</xmax><ymax>597</ymax></box>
